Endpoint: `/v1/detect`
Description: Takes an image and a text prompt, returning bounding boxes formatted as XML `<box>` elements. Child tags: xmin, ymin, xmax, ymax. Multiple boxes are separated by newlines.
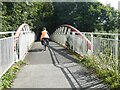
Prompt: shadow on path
<box><xmin>48</xmin><ymin>43</ymin><xmax>109</xmax><ymax>90</ymax></box>
<box><xmin>28</xmin><ymin>49</ymin><xmax>43</xmax><ymax>52</ymax></box>
<box><xmin>49</xmin><ymin>45</ymin><xmax>78</xmax><ymax>64</ymax></box>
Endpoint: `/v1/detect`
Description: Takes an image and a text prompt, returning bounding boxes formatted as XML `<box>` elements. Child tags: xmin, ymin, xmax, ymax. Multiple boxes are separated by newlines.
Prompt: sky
<box><xmin>98</xmin><ymin>0</ymin><xmax>120</xmax><ymax>10</ymax></box>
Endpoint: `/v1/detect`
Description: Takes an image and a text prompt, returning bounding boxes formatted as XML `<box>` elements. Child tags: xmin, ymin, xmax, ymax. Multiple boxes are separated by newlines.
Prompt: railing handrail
<box><xmin>0</xmin><ymin>36</ymin><xmax>13</xmax><ymax>40</ymax></box>
<box><xmin>0</xmin><ymin>23</ymin><xmax>35</xmax><ymax>78</ymax></box>
<box><xmin>82</xmin><ymin>32</ymin><xmax>120</xmax><ymax>36</ymax></box>
<box><xmin>51</xmin><ymin>24</ymin><xmax>119</xmax><ymax>74</ymax></box>
<box><xmin>0</xmin><ymin>31</ymin><xmax>15</xmax><ymax>35</ymax></box>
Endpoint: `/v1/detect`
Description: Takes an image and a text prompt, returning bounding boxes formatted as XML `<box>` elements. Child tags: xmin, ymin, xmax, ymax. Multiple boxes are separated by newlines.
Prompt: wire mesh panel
<box><xmin>74</xmin><ymin>35</ymin><xmax>84</xmax><ymax>54</ymax></box>
<box><xmin>0</xmin><ymin>37</ymin><xmax>14</xmax><ymax>77</ymax></box>
<box><xmin>118</xmin><ymin>40</ymin><xmax>120</xmax><ymax>72</ymax></box>
<box><xmin>0</xmin><ymin>39</ymin><xmax>1</xmax><ymax>76</ymax></box>
<box><xmin>19</xmin><ymin>32</ymin><xmax>34</xmax><ymax>60</ymax></box>
<box><xmin>19</xmin><ymin>34</ymin><xmax>27</xmax><ymax>60</ymax></box>
<box><xmin>0</xmin><ymin>31</ymin><xmax>35</xmax><ymax>78</ymax></box>
<box><xmin>93</xmin><ymin>37</ymin><xmax>117</xmax><ymax>71</ymax></box>
<box><xmin>50</xmin><ymin>25</ymin><xmax>92</xmax><ymax>56</ymax></box>
<box><xmin>51</xmin><ymin>25</ymin><xmax>119</xmax><ymax>73</ymax></box>
<box><xmin>83</xmin><ymin>33</ymin><xmax>120</xmax><ymax>72</ymax></box>
<box><xmin>0</xmin><ymin>24</ymin><xmax>35</xmax><ymax>78</ymax></box>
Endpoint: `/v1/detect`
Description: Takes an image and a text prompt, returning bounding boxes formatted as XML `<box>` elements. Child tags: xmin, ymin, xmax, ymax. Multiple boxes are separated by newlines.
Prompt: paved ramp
<box><xmin>12</xmin><ymin>41</ymin><xmax>109</xmax><ymax>89</ymax></box>
<box><xmin>12</xmin><ymin>41</ymin><xmax>71</xmax><ymax>88</ymax></box>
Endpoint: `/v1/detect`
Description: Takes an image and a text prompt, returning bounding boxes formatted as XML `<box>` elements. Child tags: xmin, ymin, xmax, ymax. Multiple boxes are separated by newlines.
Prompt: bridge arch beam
<box><xmin>51</xmin><ymin>24</ymin><xmax>93</xmax><ymax>57</ymax></box>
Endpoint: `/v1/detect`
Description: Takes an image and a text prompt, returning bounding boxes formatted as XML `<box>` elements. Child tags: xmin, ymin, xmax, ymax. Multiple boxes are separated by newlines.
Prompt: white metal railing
<box><xmin>0</xmin><ymin>36</ymin><xmax>14</xmax><ymax>78</ymax></box>
<box><xmin>0</xmin><ymin>24</ymin><xmax>35</xmax><ymax>78</ymax></box>
<box><xmin>82</xmin><ymin>32</ymin><xmax>119</xmax><ymax>59</ymax></box>
<box><xmin>50</xmin><ymin>25</ymin><xmax>120</xmax><ymax>72</ymax></box>
<box><xmin>50</xmin><ymin>25</ymin><xmax>92</xmax><ymax>56</ymax></box>
<box><xmin>82</xmin><ymin>32</ymin><xmax>120</xmax><ymax>73</ymax></box>
<box><xmin>15</xmin><ymin>31</ymin><xmax>35</xmax><ymax>62</ymax></box>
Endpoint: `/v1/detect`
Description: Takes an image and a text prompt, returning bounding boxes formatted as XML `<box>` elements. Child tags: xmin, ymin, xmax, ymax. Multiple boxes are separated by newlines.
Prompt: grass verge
<box><xmin>67</xmin><ymin>49</ymin><xmax>120</xmax><ymax>90</ymax></box>
<box><xmin>0</xmin><ymin>61</ymin><xmax>26</xmax><ymax>90</ymax></box>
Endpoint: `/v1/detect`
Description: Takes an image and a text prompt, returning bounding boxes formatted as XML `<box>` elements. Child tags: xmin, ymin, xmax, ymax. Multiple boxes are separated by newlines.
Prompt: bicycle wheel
<box><xmin>43</xmin><ymin>40</ymin><xmax>47</xmax><ymax>51</ymax></box>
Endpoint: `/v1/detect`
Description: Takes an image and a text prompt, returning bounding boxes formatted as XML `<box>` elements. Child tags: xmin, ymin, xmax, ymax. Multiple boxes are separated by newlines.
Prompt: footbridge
<box><xmin>0</xmin><ymin>23</ymin><xmax>119</xmax><ymax>89</ymax></box>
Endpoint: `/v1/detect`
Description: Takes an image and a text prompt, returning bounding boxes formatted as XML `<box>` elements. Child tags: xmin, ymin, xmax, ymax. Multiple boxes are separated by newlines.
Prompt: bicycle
<box><xmin>42</xmin><ymin>38</ymin><xmax>49</xmax><ymax>51</ymax></box>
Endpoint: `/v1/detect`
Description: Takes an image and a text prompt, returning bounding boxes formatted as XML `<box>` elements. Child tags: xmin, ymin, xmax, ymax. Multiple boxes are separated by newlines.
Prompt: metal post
<box><xmin>11</xmin><ymin>33</ymin><xmax>15</xmax><ymax>63</ymax></box>
<box><xmin>91</xmin><ymin>33</ymin><xmax>93</xmax><ymax>54</ymax></box>
<box><xmin>72</xmin><ymin>32</ymin><xmax>75</xmax><ymax>52</ymax></box>
<box><xmin>115</xmin><ymin>34</ymin><xmax>118</xmax><ymax>75</ymax></box>
<box><xmin>0</xmin><ymin>38</ymin><xmax>1</xmax><ymax>75</ymax></box>
<box><xmin>83</xmin><ymin>33</ymin><xmax>86</xmax><ymax>55</ymax></box>
<box><xmin>18</xmin><ymin>33</ymin><xmax>21</xmax><ymax>61</ymax></box>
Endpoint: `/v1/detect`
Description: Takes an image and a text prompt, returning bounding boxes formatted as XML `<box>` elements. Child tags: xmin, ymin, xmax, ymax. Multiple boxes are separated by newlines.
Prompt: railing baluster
<box><xmin>50</xmin><ymin>24</ymin><xmax>120</xmax><ymax>73</ymax></box>
<box><xmin>115</xmin><ymin>34</ymin><xmax>118</xmax><ymax>75</ymax></box>
<box><xmin>0</xmin><ymin>24</ymin><xmax>35</xmax><ymax>78</ymax></box>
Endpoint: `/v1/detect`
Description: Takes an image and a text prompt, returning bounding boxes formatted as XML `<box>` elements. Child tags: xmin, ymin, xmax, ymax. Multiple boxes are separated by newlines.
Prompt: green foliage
<box><xmin>67</xmin><ymin>49</ymin><xmax>81</xmax><ymax>60</ymax></box>
<box><xmin>1</xmin><ymin>2</ymin><xmax>54</xmax><ymax>39</ymax></box>
<box><xmin>80</xmin><ymin>56</ymin><xmax>120</xmax><ymax>89</ymax></box>
<box><xmin>0</xmin><ymin>61</ymin><xmax>26</xmax><ymax>89</ymax></box>
<box><xmin>1</xmin><ymin>2</ymin><xmax>119</xmax><ymax>39</ymax></box>
<box><xmin>52</xmin><ymin>2</ymin><xmax>119</xmax><ymax>33</ymax></box>
<box><xmin>65</xmin><ymin>36</ymin><xmax>73</xmax><ymax>50</ymax></box>
<box><xmin>67</xmin><ymin>47</ymin><xmax>120</xmax><ymax>89</ymax></box>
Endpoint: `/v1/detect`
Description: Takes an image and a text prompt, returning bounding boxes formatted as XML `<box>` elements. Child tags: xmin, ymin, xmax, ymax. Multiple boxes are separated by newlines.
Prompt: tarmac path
<box><xmin>12</xmin><ymin>41</ymin><xmax>109</xmax><ymax>89</ymax></box>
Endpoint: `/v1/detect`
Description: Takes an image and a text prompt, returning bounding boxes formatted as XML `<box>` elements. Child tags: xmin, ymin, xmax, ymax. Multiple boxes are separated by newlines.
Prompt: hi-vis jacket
<box><xmin>40</xmin><ymin>30</ymin><xmax>49</xmax><ymax>41</ymax></box>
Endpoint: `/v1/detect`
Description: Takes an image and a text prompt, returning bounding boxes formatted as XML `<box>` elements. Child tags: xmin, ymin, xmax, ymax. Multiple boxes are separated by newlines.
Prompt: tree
<box><xmin>1</xmin><ymin>1</ymin><xmax>119</xmax><ymax>38</ymax></box>
<box><xmin>51</xmin><ymin>2</ymin><xmax>119</xmax><ymax>33</ymax></box>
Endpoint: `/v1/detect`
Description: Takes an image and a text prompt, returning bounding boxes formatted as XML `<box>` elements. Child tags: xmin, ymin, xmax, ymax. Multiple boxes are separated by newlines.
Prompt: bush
<box><xmin>67</xmin><ymin>48</ymin><xmax>120</xmax><ymax>89</ymax></box>
<box><xmin>80</xmin><ymin>56</ymin><xmax>120</xmax><ymax>89</ymax></box>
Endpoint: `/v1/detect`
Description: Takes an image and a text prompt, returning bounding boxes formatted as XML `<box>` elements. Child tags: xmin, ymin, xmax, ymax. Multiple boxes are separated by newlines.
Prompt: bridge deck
<box><xmin>12</xmin><ymin>41</ymin><xmax>108</xmax><ymax>89</ymax></box>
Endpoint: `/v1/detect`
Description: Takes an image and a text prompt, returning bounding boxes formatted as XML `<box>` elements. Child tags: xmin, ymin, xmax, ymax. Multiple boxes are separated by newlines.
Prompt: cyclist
<box><xmin>40</xmin><ymin>27</ymin><xmax>49</xmax><ymax>50</ymax></box>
